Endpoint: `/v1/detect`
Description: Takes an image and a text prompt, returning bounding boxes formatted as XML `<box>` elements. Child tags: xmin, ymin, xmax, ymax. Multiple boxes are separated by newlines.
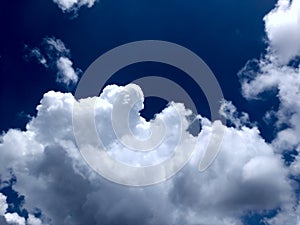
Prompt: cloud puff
<box><xmin>26</xmin><ymin>37</ymin><xmax>80</xmax><ymax>87</ymax></box>
<box><xmin>264</xmin><ymin>0</ymin><xmax>300</xmax><ymax>64</ymax></box>
<box><xmin>0</xmin><ymin>84</ymin><xmax>293</xmax><ymax>225</ymax></box>
<box><xmin>52</xmin><ymin>0</ymin><xmax>97</xmax><ymax>13</ymax></box>
<box><xmin>4</xmin><ymin>213</ymin><xmax>26</xmax><ymax>225</ymax></box>
<box><xmin>56</xmin><ymin>57</ymin><xmax>78</xmax><ymax>85</ymax></box>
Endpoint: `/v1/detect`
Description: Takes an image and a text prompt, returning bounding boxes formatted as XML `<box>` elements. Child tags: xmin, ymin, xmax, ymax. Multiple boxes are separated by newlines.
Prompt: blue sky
<box><xmin>1</xmin><ymin>0</ymin><xmax>300</xmax><ymax>225</ymax></box>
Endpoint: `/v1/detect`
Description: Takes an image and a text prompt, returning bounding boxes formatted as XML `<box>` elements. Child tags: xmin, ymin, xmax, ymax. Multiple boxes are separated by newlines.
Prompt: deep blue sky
<box><xmin>0</xmin><ymin>0</ymin><xmax>277</xmax><ymax>138</ymax></box>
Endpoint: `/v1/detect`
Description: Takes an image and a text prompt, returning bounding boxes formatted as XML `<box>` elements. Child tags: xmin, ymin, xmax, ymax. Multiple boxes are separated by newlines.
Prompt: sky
<box><xmin>1</xmin><ymin>0</ymin><xmax>300</xmax><ymax>224</ymax></box>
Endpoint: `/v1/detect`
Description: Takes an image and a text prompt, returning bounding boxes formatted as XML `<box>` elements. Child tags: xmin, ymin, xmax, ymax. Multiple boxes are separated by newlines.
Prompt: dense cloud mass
<box><xmin>0</xmin><ymin>83</ymin><xmax>294</xmax><ymax>225</ymax></box>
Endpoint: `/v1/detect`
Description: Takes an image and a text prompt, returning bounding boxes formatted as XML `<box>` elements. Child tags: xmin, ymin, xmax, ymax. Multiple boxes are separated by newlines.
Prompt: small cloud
<box><xmin>25</xmin><ymin>37</ymin><xmax>80</xmax><ymax>87</ymax></box>
<box><xmin>219</xmin><ymin>100</ymin><xmax>252</xmax><ymax>128</ymax></box>
<box><xmin>52</xmin><ymin>0</ymin><xmax>97</xmax><ymax>14</ymax></box>
<box><xmin>56</xmin><ymin>56</ymin><xmax>80</xmax><ymax>85</ymax></box>
<box><xmin>27</xmin><ymin>48</ymin><xmax>48</xmax><ymax>67</ymax></box>
<box><xmin>43</xmin><ymin>37</ymin><xmax>70</xmax><ymax>58</ymax></box>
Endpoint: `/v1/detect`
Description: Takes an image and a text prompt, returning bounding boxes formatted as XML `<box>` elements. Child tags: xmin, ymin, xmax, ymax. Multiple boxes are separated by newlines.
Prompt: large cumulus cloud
<box><xmin>0</xmin><ymin>83</ymin><xmax>293</xmax><ymax>225</ymax></box>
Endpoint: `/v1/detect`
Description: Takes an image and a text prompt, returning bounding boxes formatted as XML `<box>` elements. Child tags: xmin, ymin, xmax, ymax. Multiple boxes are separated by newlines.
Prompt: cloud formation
<box><xmin>2</xmin><ymin>0</ymin><xmax>300</xmax><ymax>224</ymax></box>
<box><xmin>0</xmin><ymin>84</ymin><xmax>293</xmax><ymax>225</ymax></box>
<box><xmin>239</xmin><ymin>0</ymin><xmax>300</xmax><ymax>223</ymax></box>
<box><xmin>52</xmin><ymin>0</ymin><xmax>97</xmax><ymax>13</ymax></box>
<box><xmin>264</xmin><ymin>0</ymin><xmax>300</xmax><ymax>64</ymax></box>
<box><xmin>0</xmin><ymin>193</ymin><xmax>41</xmax><ymax>225</ymax></box>
<box><xmin>26</xmin><ymin>37</ymin><xmax>80</xmax><ymax>87</ymax></box>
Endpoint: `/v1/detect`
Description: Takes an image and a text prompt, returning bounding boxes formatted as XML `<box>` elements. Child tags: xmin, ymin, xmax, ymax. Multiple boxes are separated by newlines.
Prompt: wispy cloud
<box><xmin>25</xmin><ymin>37</ymin><xmax>81</xmax><ymax>87</ymax></box>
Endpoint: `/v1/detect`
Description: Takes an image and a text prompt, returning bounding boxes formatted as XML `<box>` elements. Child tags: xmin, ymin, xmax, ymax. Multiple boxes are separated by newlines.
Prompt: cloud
<box><xmin>26</xmin><ymin>37</ymin><xmax>80</xmax><ymax>87</ymax></box>
<box><xmin>0</xmin><ymin>193</ymin><xmax>42</xmax><ymax>225</ymax></box>
<box><xmin>266</xmin><ymin>204</ymin><xmax>300</xmax><ymax>225</ymax></box>
<box><xmin>238</xmin><ymin>0</ymin><xmax>300</xmax><ymax>223</ymax></box>
<box><xmin>27</xmin><ymin>215</ymin><xmax>43</xmax><ymax>225</ymax></box>
<box><xmin>43</xmin><ymin>37</ymin><xmax>70</xmax><ymax>57</ymax></box>
<box><xmin>27</xmin><ymin>48</ymin><xmax>47</xmax><ymax>67</ymax></box>
<box><xmin>219</xmin><ymin>100</ymin><xmax>252</xmax><ymax>128</ymax></box>
<box><xmin>7</xmin><ymin>0</ymin><xmax>300</xmax><ymax>224</ymax></box>
<box><xmin>0</xmin><ymin>193</ymin><xmax>7</xmax><ymax>216</ymax></box>
<box><xmin>4</xmin><ymin>213</ymin><xmax>26</xmax><ymax>225</ymax></box>
<box><xmin>0</xmin><ymin>84</ymin><xmax>293</xmax><ymax>225</ymax></box>
<box><xmin>56</xmin><ymin>57</ymin><xmax>79</xmax><ymax>85</ymax></box>
<box><xmin>52</xmin><ymin>0</ymin><xmax>97</xmax><ymax>13</ymax></box>
<box><xmin>264</xmin><ymin>0</ymin><xmax>300</xmax><ymax>64</ymax></box>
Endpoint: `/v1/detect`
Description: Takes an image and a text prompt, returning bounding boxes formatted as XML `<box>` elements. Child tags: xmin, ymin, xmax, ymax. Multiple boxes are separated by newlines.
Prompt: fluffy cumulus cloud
<box><xmin>26</xmin><ymin>37</ymin><xmax>80</xmax><ymax>86</ymax></box>
<box><xmin>239</xmin><ymin>0</ymin><xmax>300</xmax><ymax>223</ymax></box>
<box><xmin>264</xmin><ymin>0</ymin><xmax>300</xmax><ymax>64</ymax></box>
<box><xmin>0</xmin><ymin>83</ymin><xmax>294</xmax><ymax>225</ymax></box>
<box><xmin>52</xmin><ymin>0</ymin><xmax>97</xmax><ymax>13</ymax></box>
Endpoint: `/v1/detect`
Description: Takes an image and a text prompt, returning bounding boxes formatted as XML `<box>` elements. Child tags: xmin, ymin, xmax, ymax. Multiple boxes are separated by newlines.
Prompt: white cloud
<box><xmin>43</xmin><ymin>37</ymin><xmax>70</xmax><ymax>57</ymax></box>
<box><xmin>238</xmin><ymin>0</ymin><xmax>300</xmax><ymax>223</ymax></box>
<box><xmin>26</xmin><ymin>37</ymin><xmax>80</xmax><ymax>86</ymax></box>
<box><xmin>264</xmin><ymin>0</ymin><xmax>300</xmax><ymax>64</ymax></box>
<box><xmin>52</xmin><ymin>0</ymin><xmax>97</xmax><ymax>13</ymax></box>
<box><xmin>266</xmin><ymin>204</ymin><xmax>300</xmax><ymax>225</ymax></box>
<box><xmin>56</xmin><ymin>57</ymin><xmax>79</xmax><ymax>85</ymax></box>
<box><xmin>0</xmin><ymin>193</ymin><xmax>7</xmax><ymax>216</ymax></box>
<box><xmin>10</xmin><ymin>1</ymin><xmax>300</xmax><ymax>223</ymax></box>
<box><xmin>0</xmin><ymin>84</ymin><xmax>293</xmax><ymax>225</ymax></box>
<box><xmin>27</xmin><ymin>215</ymin><xmax>43</xmax><ymax>225</ymax></box>
<box><xmin>219</xmin><ymin>100</ymin><xmax>252</xmax><ymax>128</ymax></box>
<box><xmin>4</xmin><ymin>213</ymin><xmax>25</xmax><ymax>225</ymax></box>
